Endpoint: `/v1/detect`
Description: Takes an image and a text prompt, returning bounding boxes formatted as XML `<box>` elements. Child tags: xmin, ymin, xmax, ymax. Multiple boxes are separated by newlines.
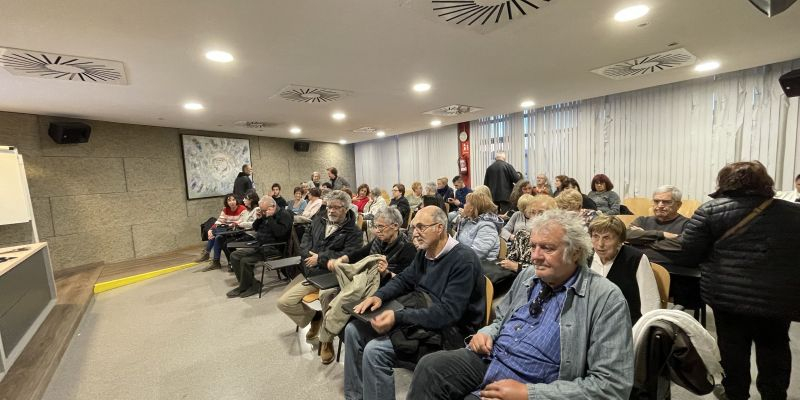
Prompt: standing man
<box><xmin>483</xmin><ymin>150</ymin><xmax>518</xmax><ymax>214</ymax></box>
<box><xmin>327</xmin><ymin>167</ymin><xmax>351</xmax><ymax>190</ymax></box>
<box><xmin>233</xmin><ymin>164</ymin><xmax>254</xmax><ymax>201</ymax></box>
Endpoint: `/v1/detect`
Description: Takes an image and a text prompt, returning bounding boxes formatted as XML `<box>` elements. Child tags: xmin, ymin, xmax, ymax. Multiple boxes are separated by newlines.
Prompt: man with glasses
<box><xmin>276</xmin><ymin>190</ymin><xmax>363</xmax><ymax>340</ymax></box>
<box><xmin>626</xmin><ymin>186</ymin><xmax>695</xmax><ymax>268</ymax></box>
<box><xmin>407</xmin><ymin>209</ymin><xmax>633</xmax><ymax>399</ymax></box>
<box><xmin>315</xmin><ymin>207</ymin><xmax>416</xmax><ymax>364</ymax></box>
<box><xmin>343</xmin><ymin>206</ymin><xmax>486</xmax><ymax>400</ymax></box>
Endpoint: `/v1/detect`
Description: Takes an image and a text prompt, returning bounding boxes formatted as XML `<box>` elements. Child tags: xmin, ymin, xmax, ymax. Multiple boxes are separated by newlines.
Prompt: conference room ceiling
<box><xmin>1</xmin><ymin>0</ymin><xmax>800</xmax><ymax>143</ymax></box>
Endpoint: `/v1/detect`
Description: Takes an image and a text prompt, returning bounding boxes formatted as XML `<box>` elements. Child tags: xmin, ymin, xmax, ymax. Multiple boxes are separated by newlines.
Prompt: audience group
<box><xmin>195</xmin><ymin>159</ymin><xmax>800</xmax><ymax>400</ymax></box>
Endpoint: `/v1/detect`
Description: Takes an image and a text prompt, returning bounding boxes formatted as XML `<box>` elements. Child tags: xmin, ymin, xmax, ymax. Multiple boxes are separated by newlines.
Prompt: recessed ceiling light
<box><xmin>205</xmin><ymin>50</ymin><xmax>234</xmax><ymax>63</ymax></box>
<box><xmin>289</xmin><ymin>127</ymin><xmax>302</xmax><ymax>134</ymax></box>
<box><xmin>413</xmin><ymin>82</ymin><xmax>432</xmax><ymax>92</ymax></box>
<box><xmin>339</xmin><ymin>139</ymin><xmax>348</xmax><ymax>144</ymax></box>
<box><xmin>520</xmin><ymin>100</ymin><xmax>535</xmax><ymax>108</ymax></box>
<box><xmin>376</xmin><ymin>130</ymin><xmax>386</xmax><ymax>137</ymax></box>
<box><xmin>694</xmin><ymin>61</ymin><xmax>720</xmax><ymax>72</ymax></box>
<box><xmin>332</xmin><ymin>112</ymin><xmax>346</xmax><ymax>120</ymax></box>
<box><xmin>430</xmin><ymin>119</ymin><xmax>442</xmax><ymax>127</ymax></box>
<box><xmin>614</xmin><ymin>5</ymin><xmax>650</xmax><ymax>22</ymax></box>
<box><xmin>183</xmin><ymin>102</ymin><xmax>204</xmax><ymax>111</ymax></box>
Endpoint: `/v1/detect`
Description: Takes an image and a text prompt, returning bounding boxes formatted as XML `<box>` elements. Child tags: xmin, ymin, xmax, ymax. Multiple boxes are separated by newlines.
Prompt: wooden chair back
<box><xmin>616</xmin><ymin>215</ymin><xmax>639</xmax><ymax>227</ymax></box>
<box><xmin>484</xmin><ymin>276</ymin><xmax>494</xmax><ymax>327</ymax></box>
<box><xmin>650</xmin><ymin>262</ymin><xmax>671</xmax><ymax>309</ymax></box>
<box><xmin>678</xmin><ymin>199</ymin><xmax>701</xmax><ymax>218</ymax></box>
<box><xmin>623</xmin><ymin>197</ymin><xmax>653</xmax><ymax>215</ymax></box>
<box><xmin>498</xmin><ymin>239</ymin><xmax>508</xmax><ymax>260</ymax></box>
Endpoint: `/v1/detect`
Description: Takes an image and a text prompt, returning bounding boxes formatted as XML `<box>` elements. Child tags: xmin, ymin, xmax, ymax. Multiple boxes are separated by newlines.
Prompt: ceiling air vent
<box><xmin>591</xmin><ymin>48</ymin><xmax>697</xmax><ymax>80</ymax></box>
<box><xmin>431</xmin><ymin>0</ymin><xmax>553</xmax><ymax>26</ymax></box>
<box><xmin>0</xmin><ymin>47</ymin><xmax>127</xmax><ymax>84</ymax></box>
<box><xmin>234</xmin><ymin>121</ymin><xmax>280</xmax><ymax>129</ymax></box>
<box><xmin>274</xmin><ymin>84</ymin><xmax>353</xmax><ymax>103</ymax></box>
<box><xmin>424</xmin><ymin>104</ymin><xmax>483</xmax><ymax>116</ymax></box>
<box><xmin>352</xmin><ymin>127</ymin><xmax>378</xmax><ymax>134</ymax></box>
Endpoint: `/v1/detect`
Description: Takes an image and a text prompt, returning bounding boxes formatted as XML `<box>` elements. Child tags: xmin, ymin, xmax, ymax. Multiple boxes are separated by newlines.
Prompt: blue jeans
<box><xmin>344</xmin><ymin>320</ymin><xmax>396</xmax><ymax>400</ymax></box>
<box><xmin>204</xmin><ymin>227</ymin><xmax>227</xmax><ymax>260</ymax></box>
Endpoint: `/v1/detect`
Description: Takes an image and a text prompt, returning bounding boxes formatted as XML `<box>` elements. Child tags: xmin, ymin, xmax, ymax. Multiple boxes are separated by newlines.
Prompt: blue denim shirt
<box><xmin>477</xmin><ymin>265</ymin><xmax>634</xmax><ymax>399</ymax></box>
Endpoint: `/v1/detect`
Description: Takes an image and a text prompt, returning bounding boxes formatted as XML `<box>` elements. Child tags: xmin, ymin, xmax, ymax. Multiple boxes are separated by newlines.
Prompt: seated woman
<box><xmin>563</xmin><ymin>177</ymin><xmax>597</xmax><ymax>210</ymax></box>
<box><xmin>435</xmin><ymin>176</ymin><xmax>455</xmax><ymax>202</ymax></box>
<box><xmin>421</xmin><ymin>181</ymin><xmax>446</xmax><ymax>212</ymax></box>
<box><xmin>318</xmin><ymin>207</ymin><xmax>417</xmax><ymax>364</ymax></box>
<box><xmin>341</xmin><ymin>188</ymin><xmax>360</xmax><ymax>215</ymax></box>
<box><xmin>289</xmin><ymin>186</ymin><xmax>307</xmax><ymax>215</ymax></box>
<box><xmin>455</xmin><ymin>192</ymin><xmax>503</xmax><ymax>261</ymax></box>
<box><xmin>588</xmin><ymin>173</ymin><xmax>621</xmax><ymax>215</ymax></box>
<box><xmin>197</xmin><ymin>193</ymin><xmax>246</xmax><ymax>270</ymax></box>
<box><xmin>556</xmin><ymin>188</ymin><xmax>600</xmax><ymax>228</ymax></box>
<box><xmin>352</xmin><ymin>183</ymin><xmax>370</xmax><ymax>213</ymax></box>
<box><xmin>294</xmin><ymin>187</ymin><xmax>323</xmax><ymax>224</ymax></box>
<box><xmin>406</xmin><ymin>181</ymin><xmax>424</xmax><ymax>211</ymax></box>
<box><xmin>501</xmin><ymin>194</ymin><xmax>556</xmax><ymax>241</ymax></box>
<box><xmin>389</xmin><ymin>183</ymin><xmax>411</xmax><ymax>227</ymax></box>
<box><xmin>552</xmin><ymin>174</ymin><xmax>569</xmax><ymax>197</ymax></box>
<box><xmin>217</xmin><ymin>190</ymin><xmax>261</xmax><ymax>268</ymax></box>
<box><xmin>534</xmin><ymin>173</ymin><xmax>553</xmax><ymax>196</ymax></box>
<box><xmin>589</xmin><ymin>215</ymin><xmax>660</xmax><ymax>324</ymax></box>
<box><xmin>503</xmin><ymin>179</ymin><xmax>533</xmax><ymax>220</ymax></box>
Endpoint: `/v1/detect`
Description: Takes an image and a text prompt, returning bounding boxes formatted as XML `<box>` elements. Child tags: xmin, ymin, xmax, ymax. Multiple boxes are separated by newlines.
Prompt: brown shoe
<box><xmin>320</xmin><ymin>342</ymin><xmax>335</xmax><ymax>364</ymax></box>
<box><xmin>195</xmin><ymin>249</ymin><xmax>210</xmax><ymax>262</ymax></box>
<box><xmin>201</xmin><ymin>259</ymin><xmax>222</xmax><ymax>272</ymax></box>
<box><xmin>306</xmin><ymin>317</ymin><xmax>322</xmax><ymax>341</ymax></box>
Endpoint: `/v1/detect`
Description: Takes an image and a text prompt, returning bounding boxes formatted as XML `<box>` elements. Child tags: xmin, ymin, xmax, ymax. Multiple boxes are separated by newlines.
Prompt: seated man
<box><xmin>344</xmin><ymin>206</ymin><xmax>485</xmax><ymax>400</ymax></box>
<box><xmin>276</xmin><ymin>190</ymin><xmax>362</xmax><ymax>340</ymax></box>
<box><xmin>774</xmin><ymin>173</ymin><xmax>800</xmax><ymax>202</ymax></box>
<box><xmin>626</xmin><ymin>185</ymin><xmax>698</xmax><ymax>306</ymax></box>
<box><xmin>226</xmin><ymin>197</ymin><xmax>293</xmax><ymax>298</ymax></box>
<box><xmin>408</xmin><ymin>209</ymin><xmax>633</xmax><ymax>399</ymax></box>
<box><xmin>447</xmin><ymin>175</ymin><xmax>472</xmax><ymax>221</ymax></box>
<box><xmin>317</xmin><ymin>207</ymin><xmax>417</xmax><ymax>364</ymax></box>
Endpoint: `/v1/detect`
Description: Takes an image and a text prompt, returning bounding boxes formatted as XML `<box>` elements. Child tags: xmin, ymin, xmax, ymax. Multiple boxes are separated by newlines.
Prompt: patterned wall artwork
<box><xmin>181</xmin><ymin>135</ymin><xmax>251</xmax><ymax>199</ymax></box>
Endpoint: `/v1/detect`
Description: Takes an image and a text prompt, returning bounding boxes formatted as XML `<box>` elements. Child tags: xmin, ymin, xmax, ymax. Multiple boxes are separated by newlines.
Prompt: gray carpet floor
<box><xmin>42</xmin><ymin>265</ymin><xmax>799</xmax><ymax>399</ymax></box>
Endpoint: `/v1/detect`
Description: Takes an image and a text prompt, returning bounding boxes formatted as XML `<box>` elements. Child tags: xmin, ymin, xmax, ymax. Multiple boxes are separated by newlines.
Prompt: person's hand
<box><xmin>326</xmin><ymin>259</ymin><xmax>338</xmax><ymax>271</ymax></box>
<box><xmin>207</xmin><ymin>230</ymin><xmax>214</xmax><ymax>240</ymax></box>
<box><xmin>354</xmin><ymin>296</ymin><xmax>382</xmax><ymax>314</ymax></box>
<box><xmin>629</xmin><ymin>225</ymin><xmax>643</xmax><ymax>231</ymax></box>
<box><xmin>468</xmin><ymin>332</ymin><xmax>494</xmax><ymax>356</ymax></box>
<box><xmin>508</xmin><ymin>234</ymin><xmax>515</xmax><ymax>242</ymax></box>
<box><xmin>370</xmin><ymin>310</ymin><xmax>396</xmax><ymax>334</ymax></box>
<box><xmin>498</xmin><ymin>259</ymin><xmax>519</xmax><ymax>272</ymax></box>
<box><xmin>304</xmin><ymin>251</ymin><xmax>319</xmax><ymax>267</ymax></box>
<box><xmin>663</xmin><ymin>231</ymin><xmax>678</xmax><ymax>239</ymax></box>
<box><xmin>452</xmin><ymin>199</ymin><xmax>461</xmax><ymax>206</ymax></box>
<box><xmin>376</xmin><ymin>255</ymin><xmax>388</xmax><ymax>274</ymax></box>
<box><xmin>480</xmin><ymin>379</ymin><xmax>528</xmax><ymax>400</ymax></box>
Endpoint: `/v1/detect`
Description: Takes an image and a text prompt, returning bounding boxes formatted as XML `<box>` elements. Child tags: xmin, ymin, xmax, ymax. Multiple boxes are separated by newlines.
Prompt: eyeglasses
<box><xmin>372</xmin><ymin>224</ymin><xmax>395</xmax><ymax>232</ymax></box>
<box><xmin>529</xmin><ymin>285</ymin><xmax>555</xmax><ymax>317</ymax></box>
<box><xmin>412</xmin><ymin>223</ymin><xmax>440</xmax><ymax>233</ymax></box>
<box><xmin>327</xmin><ymin>205</ymin><xmax>345</xmax><ymax>211</ymax></box>
<box><xmin>652</xmin><ymin>199</ymin><xmax>675</xmax><ymax>206</ymax></box>
<box><xmin>391</xmin><ymin>188</ymin><xmax>400</xmax><ymax>192</ymax></box>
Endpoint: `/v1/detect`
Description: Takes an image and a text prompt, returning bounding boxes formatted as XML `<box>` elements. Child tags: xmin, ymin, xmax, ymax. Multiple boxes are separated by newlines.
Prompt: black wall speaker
<box><xmin>779</xmin><ymin>69</ymin><xmax>800</xmax><ymax>98</ymax></box>
<box><xmin>293</xmin><ymin>141</ymin><xmax>310</xmax><ymax>152</ymax></box>
<box><xmin>48</xmin><ymin>122</ymin><xmax>92</xmax><ymax>144</ymax></box>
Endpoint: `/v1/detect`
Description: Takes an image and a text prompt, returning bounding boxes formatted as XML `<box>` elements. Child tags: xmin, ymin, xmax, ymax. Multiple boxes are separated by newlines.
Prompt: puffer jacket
<box><xmin>456</xmin><ymin>213</ymin><xmax>502</xmax><ymax>261</ymax></box>
<box><xmin>682</xmin><ymin>196</ymin><xmax>800</xmax><ymax>320</ymax></box>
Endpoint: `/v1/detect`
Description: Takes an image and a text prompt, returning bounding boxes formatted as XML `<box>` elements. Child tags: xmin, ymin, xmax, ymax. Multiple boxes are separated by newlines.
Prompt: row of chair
<box><xmin>623</xmin><ymin>197</ymin><xmax>701</xmax><ymax>218</ymax></box>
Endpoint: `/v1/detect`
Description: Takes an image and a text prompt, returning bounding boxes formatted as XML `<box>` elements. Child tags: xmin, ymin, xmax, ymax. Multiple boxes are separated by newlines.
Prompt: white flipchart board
<box><xmin>0</xmin><ymin>146</ymin><xmax>38</xmax><ymax>242</ymax></box>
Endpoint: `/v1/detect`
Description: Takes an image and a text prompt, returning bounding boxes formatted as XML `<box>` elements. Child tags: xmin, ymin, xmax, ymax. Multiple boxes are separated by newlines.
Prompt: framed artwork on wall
<box><xmin>181</xmin><ymin>134</ymin><xmax>251</xmax><ymax>200</ymax></box>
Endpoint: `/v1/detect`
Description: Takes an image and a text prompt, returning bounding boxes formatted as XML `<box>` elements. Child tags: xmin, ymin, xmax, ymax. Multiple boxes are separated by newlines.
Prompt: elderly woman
<box><xmin>556</xmin><ymin>188</ymin><xmax>600</xmax><ymax>228</ymax></box>
<box><xmin>498</xmin><ymin>195</ymin><xmax>558</xmax><ymax>274</ymax></box>
<box><xmin>534</xmin><ymin>174</ymin><xmax>552</xmax><ymax>196</ymax></box>
<box><xmin>289</xmin><ymin>186</ymin><xmax>307</xmax><ymax>215</ymax></box>
<box><xmin>501</xmin><ymin>194</ymin><xmax>556</xmax><ymax>241</ymax></box>
<box><xmin>362</xmin><ymin>187</ymin><xmax>388</xmax><ymax>235</ymax></box>
<box><xmin>421</xmin><ymin>181</ymin><xmax>446</xmax><ymax>212</ymax></box>
<box><xmin>682</xmin><ymin>161</ymin><xmax>800</xmax><ymax>400</ymax></box>
<box><xmin>406</xmin><ymin>181</ymin><xmax>424</xmax><ymax>210</ymax></box>
<box><xmin>352</xmin><ymin>184</ymin><xmax>370</xmax><ymax>213</ymax></box>
<box><xmin>588</xmin><ymin>174</ymin><xmax>620</xmax><ymax>215</ymax></box>
<box><xmin>455</xmin><ymin>192</ymin><xmax>503</xmax><ymax>261</ymax></box>
<box><xmin>563</xmin><ymin>178</ymin><xmax>597</xmax><ymax>210</ymax></box>
<box><xmin>588</xmin><ymin>215</ymin><xmax>659</xmax><ymax>324</ymax></box>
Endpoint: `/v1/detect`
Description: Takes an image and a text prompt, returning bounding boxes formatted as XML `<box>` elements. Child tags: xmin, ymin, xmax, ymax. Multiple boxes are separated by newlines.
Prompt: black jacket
<box><xmin>483</xmin><ymin>160</ymin><xmax>518</xmax><ymax>204</ymax></box>
<box><xmin>252</xmin><ymin>208</ymin><xmax>293</xmax><ymax>246</ymax></box>
<box><xmin>682</xmin><ymin>196</ymin><xmax>800</xmax><ymax>320</ymax></box>
<box><xmin>389</xmin><ymin>196</ymin><xmax>411</xmax><ymax>228</ymax></box>
<box><xmin>299</xmin><ymin>209</ymin><xmax>363</xmax><ymax>276</ymax></box>
<box><xmin>233</xmin><ymin>172</ymin><xmax>253</xmax><ymax>200</ymax></box>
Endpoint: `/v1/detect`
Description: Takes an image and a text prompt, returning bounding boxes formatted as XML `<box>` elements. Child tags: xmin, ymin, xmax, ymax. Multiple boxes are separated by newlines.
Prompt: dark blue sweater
<box><xmin>375</xmin><ymin>242</ymin><xmax>485</xmax><ymax>331</ymax></box>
